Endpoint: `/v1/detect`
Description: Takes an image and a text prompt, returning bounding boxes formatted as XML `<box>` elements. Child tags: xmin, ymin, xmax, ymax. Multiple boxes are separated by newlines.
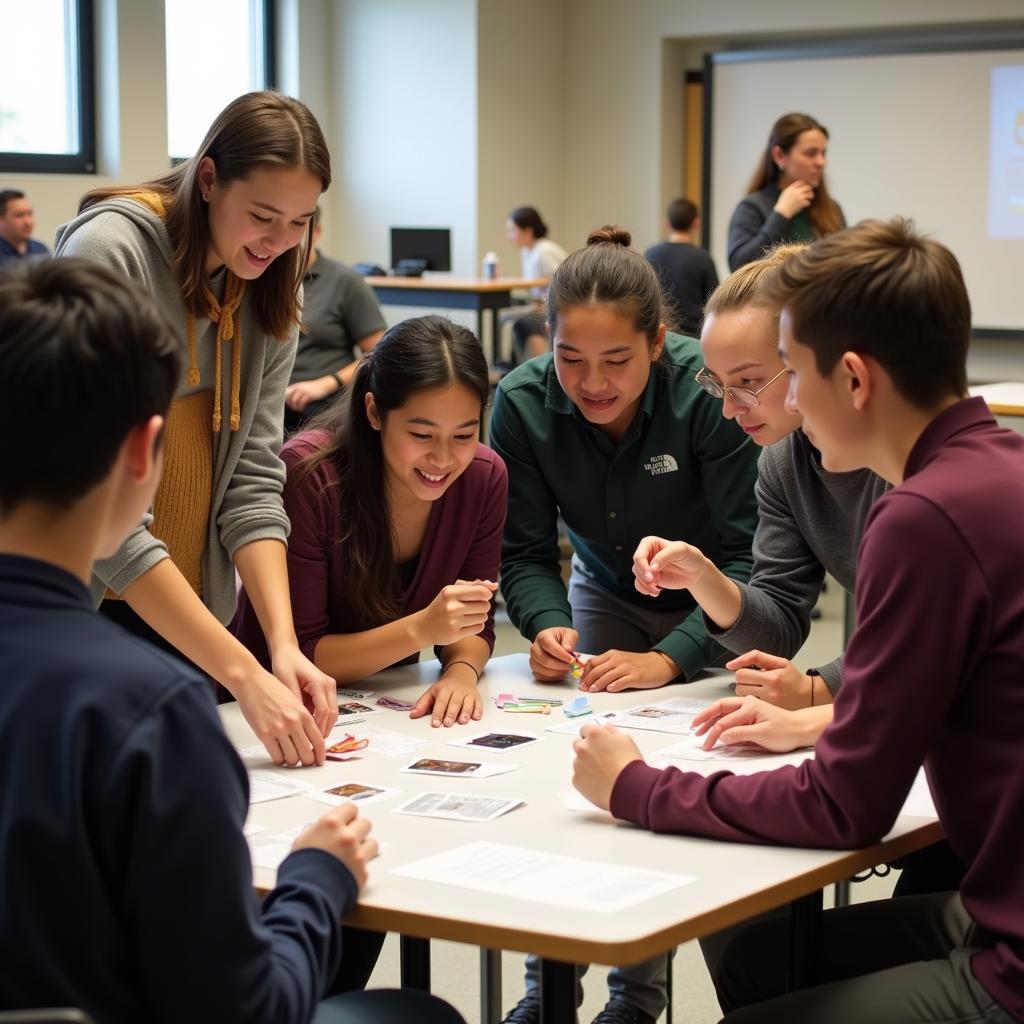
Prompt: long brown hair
<box><xmin>80</xmin><ymin>91</ymin><xmax>331</xmax><ymax>340</ymax></box>
<box><xmin>746</xmin><ymin>113</ymin><xmax>844</xmax><ymax>238</ymax></box>
<box><xmin>298</xmin><ymin>315</ymin><xmax>491</xmax><ymax>627</ymax></box>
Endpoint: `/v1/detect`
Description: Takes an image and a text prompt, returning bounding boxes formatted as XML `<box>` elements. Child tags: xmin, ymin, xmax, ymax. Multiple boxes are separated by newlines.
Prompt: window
<box><xmin>0</xmin><ymin>0</ymin><xmax>95</xmax><ymax>173</ymax></box>
<box><xmin>165</xmin><ymin>0</ymin><xmax>275</xmax><ymax>161</ymax></box>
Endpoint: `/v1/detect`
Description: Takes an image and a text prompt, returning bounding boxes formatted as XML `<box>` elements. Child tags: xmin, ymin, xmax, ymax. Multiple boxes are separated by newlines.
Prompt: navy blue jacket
<box><xmin>0</xmin><ymin>555</ymin><xmax>357</xmax><ymax>1023</ymax></box>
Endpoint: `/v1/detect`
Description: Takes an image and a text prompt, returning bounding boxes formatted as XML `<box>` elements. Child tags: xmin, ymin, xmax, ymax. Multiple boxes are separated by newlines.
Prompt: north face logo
<box><xmin>643</xmin><ymin>454</ymin><xmax>678</xmax><ymax>475</ymax></box>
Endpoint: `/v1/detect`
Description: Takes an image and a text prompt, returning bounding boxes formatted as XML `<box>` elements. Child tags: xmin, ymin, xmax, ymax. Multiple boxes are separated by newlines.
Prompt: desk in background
<box><xmin>970</xmin><ymin>381</ymin><xmax>1024</xmax><ymax>434</ymax></box>
<box><xmin>366</xmin><ymin>276</ymin><xmax>548</xmax><ymax>365</ymax></box>
<box><xmin>226</xmin><ymin>653</ymin><xmax>941</xmax><ymax>1024</ymax></box>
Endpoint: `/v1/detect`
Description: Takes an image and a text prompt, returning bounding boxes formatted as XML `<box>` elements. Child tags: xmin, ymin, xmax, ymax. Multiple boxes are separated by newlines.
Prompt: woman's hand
<box><xmin>410</xmin><ymin>670</ymin><xmax>483</xmax><ymax>727</ymax></box>
<box><xmin>633</xmin><ymin>536</ymin><xmax>709</xmax><ymax>596</ymax></box>
<box><xmin>284</xmin><ymin>375</ymin><xmax>338</xmax><ymax>412</ymax></box>
<box><xmin>578</xmin><ymin>650</ymin><xmax>679</xmax><ymax>692</ymax></box>
<box><xmin>271</xmin><ymin>642</ymin><xmax>339</xmax><ymax>736</ymax></box>
<box><xmin>529</xmin><ymin>626</ymin><xmax>579</xmax><ymax>681</ymax></box>
<box><xmin>412</xmin><ymin>581</ymin><xmax>497</xmax><ymax>647</ymax></box>
<box><xmin>236</xmin><ymin>667</ymin><xmax>327</xmax><ymax>766</ymax></box>
<box><xmin>571</xmin><ymin>723</ymin><xmax>644</xmax><ymax>811</ymax></box>
<box><xmin>727</xmin><ymin>650</ymin><xmax>828</xmax><ymax>711</ymax></box>
<box><xmin>691</xmin><ymin>695</ymin><xmax>823</xmax><ymax>753</ymax></box>
<box><xmin>774</xmin><ymin>180</ymin><xmax>815</xmax><ymax>219</ymax></box>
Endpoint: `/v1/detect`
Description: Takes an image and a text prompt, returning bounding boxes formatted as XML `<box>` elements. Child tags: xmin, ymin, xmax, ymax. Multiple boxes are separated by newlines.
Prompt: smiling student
<box><xmin>727</xmin><ymin>113</ymin><xmax>845</xmax><ymax>271</ymax></box>
<box><xmin>574</xmin><ymin>219</ymin><xmax>1024</xmax><ymax>1024</ymax></box>
<box><xmin>54</xmin><ymin>91</ymin><xmax>338</xmax><ymax>767</ymax></box>
<box><xmin>490</xmin><ymin>226</ymin><xmax>758</xmax><ymax>1024</ymax></box>
<box><xmin>234</xmin><ymin>315</ymin><xmax>507</xmax><ymax>729</ymax></box>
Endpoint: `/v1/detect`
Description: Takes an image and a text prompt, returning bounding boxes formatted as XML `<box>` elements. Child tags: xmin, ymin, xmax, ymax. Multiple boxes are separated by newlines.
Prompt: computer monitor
<box><xmin>390</xmin><ymin>227</ymin><xmax>452</xmax><ymax>275</ymax></box>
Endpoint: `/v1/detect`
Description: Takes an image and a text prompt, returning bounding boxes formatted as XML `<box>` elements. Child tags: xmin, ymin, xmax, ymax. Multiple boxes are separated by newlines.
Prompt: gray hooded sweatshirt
<box><xmin>54</xmin><ymin>196</ymin><xmax>295</xmax><ymax>625</ymax></box>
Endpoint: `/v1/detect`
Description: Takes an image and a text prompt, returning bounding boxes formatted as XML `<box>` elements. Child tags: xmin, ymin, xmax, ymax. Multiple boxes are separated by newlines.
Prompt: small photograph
<box><xmin>468</xmin><ymin>733</ymin><xmax>534</xmax><ymax>749</ymax></box>
<box><xmin>325</xmin><ymin>783</ymin><xmax>385</xmax><ymax>802</ymax></box>
<box><xmin>631</xmin><ymin>706</ymin><xmax>683</xmax><ymax>719</ymax></box>
<box><xmin>338</xmin><ymin>701</ymin><xmax>375</xmax><ymax>716</ymax></box>
<box><xmin>407</xmin><ymin>758</ymin><xmax>482</xmax><ymax>775</ymax></box>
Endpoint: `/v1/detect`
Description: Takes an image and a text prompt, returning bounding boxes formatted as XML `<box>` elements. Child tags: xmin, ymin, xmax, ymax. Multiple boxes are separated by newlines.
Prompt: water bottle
<box><xmin>482</xmin><ymin>251</ymin><xmax>499</xmax><ymax>280</ymax></box>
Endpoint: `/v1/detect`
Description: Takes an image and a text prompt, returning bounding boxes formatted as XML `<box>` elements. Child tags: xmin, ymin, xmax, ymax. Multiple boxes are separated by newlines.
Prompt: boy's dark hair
<box><xmin>767</xmin><ymin>218</ymin><xmax>969</xmax><ymax>408</ymax></box>
<box><xmin>0</xmin><ymin>258</ymin><xmax>181</xmax><ymax>514</ymax></box>
<box><xmin>666</xmin><ymin>198</ymin><xmax>698</xmax><ymax>233</ymax></box>
<box><xmin>0</xmin><ymin>189</ymin><xmax>26</xmax><ymax>217</ymax></box>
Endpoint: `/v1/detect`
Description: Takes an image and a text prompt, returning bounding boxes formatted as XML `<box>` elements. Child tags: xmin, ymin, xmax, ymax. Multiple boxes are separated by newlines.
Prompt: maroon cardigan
<box><xmin>233</xmin><ymin>431</ymin><xmax>508</xmax><ymax>669</ymax></box>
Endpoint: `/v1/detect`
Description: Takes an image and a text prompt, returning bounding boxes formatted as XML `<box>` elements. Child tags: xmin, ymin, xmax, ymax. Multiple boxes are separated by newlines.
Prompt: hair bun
<box><xmin>586</xmin><ymin>225</ymin><xmax>632</xmax><ymax>248</ymax></box>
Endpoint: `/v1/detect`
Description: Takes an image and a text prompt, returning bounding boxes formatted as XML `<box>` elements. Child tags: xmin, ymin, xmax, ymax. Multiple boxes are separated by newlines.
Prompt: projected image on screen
<box><xmin>988</xmin><ymin>66</ymin><xmax>1024</xmax><ymax>239</ymax></box>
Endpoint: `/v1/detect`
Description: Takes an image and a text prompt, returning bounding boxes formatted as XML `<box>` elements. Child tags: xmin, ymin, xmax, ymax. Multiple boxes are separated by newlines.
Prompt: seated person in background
<box><xmin>573</xmin><ymin>218</ymin><xmax>1024</xmax><ymax>1024</ymax></box>
<box><xmin>235</xmin><ymin>314</ymin><xmax>507</xmax><ymax>729</ymax></box>
<box><xmin>643</xmin><ymin>197</ymin><xmax>718</xmax><ymax>336</ymax></box>
<box><xmin>0</xmin><ymin>258</ymin><xmax>464</xmax><ymax>1024</ymax></box>
<box><xmin>285</xmin><ymin>206</ymin><xmax>386</xmax><ymax>431</ymax></box>
<box><xmin>505</xmin><ymin>205</ymin><xmax>566</xmax><ymax>362</ymax></box>
<box><xmin>0</xmin><ymin>189</ymin><xmax>50</xmax><ymax>264</ymax></box>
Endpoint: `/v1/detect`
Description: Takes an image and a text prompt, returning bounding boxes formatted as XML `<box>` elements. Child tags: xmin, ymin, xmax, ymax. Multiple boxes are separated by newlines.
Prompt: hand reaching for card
<box><xmin>571</xmin><ymin>723</ymin><xmax>644</xmax><ymax>811</ymax></box>
<box><xmin>237</xmin><ymin>668</ymin><xmax>326</xmax><ymax>767</ymax></box>
<box><xmin>292</xmin><ymin>802</ymin><xmax>378</xmax><ymax>888</ymax></box>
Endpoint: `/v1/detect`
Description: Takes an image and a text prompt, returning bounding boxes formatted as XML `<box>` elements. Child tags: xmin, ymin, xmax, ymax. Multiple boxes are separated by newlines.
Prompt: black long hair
<box><xmin>298</xmin><ymin>315</ymin><xmax>490</xmax><ymax>625</ymax></box>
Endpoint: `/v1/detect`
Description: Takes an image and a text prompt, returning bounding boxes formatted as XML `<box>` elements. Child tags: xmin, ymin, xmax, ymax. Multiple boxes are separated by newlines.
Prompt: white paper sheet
<box><xmin>392</xmin><ymin>792</ymin><xmax>523</xmax><ymax>822</ymax></box>
<box><xmin>392</xmin><ymin>840</ymin><xmax>696</xmax><ymax>912</ymax></box>
<box><xmin>899</xmin><ymin>768</ymin><xmax>938</xmax><ymax>818</ymax></box>
<box><xmin>400</xmin><ymin>758</ymin><xmax>519</xmax><ymax>779</ymax></box>
<box><xmin>448</xmin><ymin>730</ymin><xmax>543</xmax><ymax>754</ymax></box>
<box><xmin>655</xmin><ymin>735</ymin><xmax>787</xmax><ymax>763</ymax></box>
<box><xmin>248</xmin><ymin>824</ymin><xmax>308</xmax><ymax>870</ymax></box>
<box><xmin>337</xmin><ymin>687</ymin><xmax>375</xmax><ymax>700</ymax></box>
<box><xmin>612</xmin><ymin>696</ymin><xmax>714</xmax><ymax>735</ymax></box>
<box><xmin>248</xmin><ymin>770</ymin><xmax>314</xmax><ymax>804</ymax></box>
<box><xmin>546</xmin><ymin>713</ymin><xmax>618</xmax><ymax>735</ymax></box>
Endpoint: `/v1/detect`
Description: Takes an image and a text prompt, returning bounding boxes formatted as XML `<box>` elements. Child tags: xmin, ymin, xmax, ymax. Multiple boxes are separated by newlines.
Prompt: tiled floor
<box><xmin>364</xmin><ymin>578</ymin><xmax>897</xmax><ymax>1023</ymax></box>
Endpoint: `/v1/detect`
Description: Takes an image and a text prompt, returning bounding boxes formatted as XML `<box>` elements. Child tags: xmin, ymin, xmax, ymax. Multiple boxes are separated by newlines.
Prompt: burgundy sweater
<box><xmin>233</xmin><ymin>432</ymin><xmax>508</xmax><ymax>667</ymax></box>
<box><xmin>611</xmin><ymin>399</ymin><xmax>1024</xmax><ymax>1021</ymax></box>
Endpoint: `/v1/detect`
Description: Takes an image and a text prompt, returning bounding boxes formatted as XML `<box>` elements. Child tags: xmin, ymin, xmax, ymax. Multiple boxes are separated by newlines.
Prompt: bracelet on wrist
<box><xmin>807</xmin><ymin>668</ymin><xmax>820</xmax><ymax>707</ymax></box>
<box><xmin>443</xmin><ymin>659</ymin><xmax>482</xmax><ymax>683</ymax></box>
<box><xmin>332</xmin><ymin>370</ymin><xmax>345</xmax><ymax>390</ymax></box>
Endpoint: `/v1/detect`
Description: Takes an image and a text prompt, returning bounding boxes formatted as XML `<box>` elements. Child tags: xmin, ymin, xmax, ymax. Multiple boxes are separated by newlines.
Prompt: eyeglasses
<box><xmin>694</xmin><ymin>366</ymin><xmax>789</xmax><ymax>409</ymax></box>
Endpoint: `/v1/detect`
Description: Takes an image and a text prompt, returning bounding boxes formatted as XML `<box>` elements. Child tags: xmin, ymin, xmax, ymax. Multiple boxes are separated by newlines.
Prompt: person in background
<box><xmin>284</xmin><ymin>206</ymin><xmax>386</xmax><ymax>431</ymax></box>
<box><xmin>643</xmin><ymin>197</ymin><xmax>718</xmax><ymax>336</ymax></box>
<box><xmin>505</xmin><ymin>205</ymin><xmax>567</xmax><ymax>362</ymax></box>
<box><xmin>727</xmin><ymin>112</ymin><xmax>845</xmax><ymax>271</ymax></box>
<box><xmin>54</xmin><ymin>91</ymin><xmax>338</xmax><ymax>767</ymax></box>
<box><xmin>0</xmin><ymin>257</ymin><xmax>464</xmax><ymax>1024</ymax></box>
<box><xmin>0</xmin><ymin>189</ymin><xmax>50</xmax><ymax>264</ymax></box>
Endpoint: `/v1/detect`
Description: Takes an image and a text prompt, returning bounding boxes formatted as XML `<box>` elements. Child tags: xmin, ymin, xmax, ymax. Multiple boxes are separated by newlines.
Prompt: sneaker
<box><xmin>502</xmin><ymin>994</ymin><xmax>541</xmax><ymax>1024</ymax></box>
<box><xmin>590</xmin><ymin>1000</ymin><xmax>656</xmax><ymax>1024</ymax></box>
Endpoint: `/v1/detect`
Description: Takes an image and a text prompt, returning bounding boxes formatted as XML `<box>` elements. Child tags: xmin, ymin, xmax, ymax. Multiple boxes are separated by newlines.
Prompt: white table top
<box><xmin>969</xmin><ymin>381</ymin><xmax>1024</xmax><ymax>415</ymax></box>
<box><xmin>225</xmin><ymin>653</ymin><xmax>941</xmax><ymax>966</ymax></box>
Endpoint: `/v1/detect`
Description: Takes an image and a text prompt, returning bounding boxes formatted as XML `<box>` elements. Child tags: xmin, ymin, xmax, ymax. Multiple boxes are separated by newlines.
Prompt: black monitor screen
<box><xmin>390</xmin><ymin>227</ymin><xmax>452</xmax><ymax>272</ymax></box>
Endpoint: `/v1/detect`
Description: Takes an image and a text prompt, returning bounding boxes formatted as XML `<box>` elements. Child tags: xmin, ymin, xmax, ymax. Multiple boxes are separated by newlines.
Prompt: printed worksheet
<box><xmin>393</xmin><ymin>792</ymin><xmax>523</xmax><ymax>822</ymax></box>
<box><xmin>248</xmin><ymin>824</ymin><xmax>308</xmax><ymax>870</ymax></box>
<box><xmin>655</xmin><ymin>735</ymin><xmax>796</xmax><ymax>763</ymax></box>
<box><xmin>392</xmin><ymin>840</ymin><xmax>696</xmax><ymax>913</ymax></box>
<box><xmin>612</xmin><ymin>696</ymin><xmax>714</xmax><ymax>735</ymax></box>
<box><xmin>247</xmin><ymin>770</ymin><xmax>314</xmax><ymax>804</ymax></box>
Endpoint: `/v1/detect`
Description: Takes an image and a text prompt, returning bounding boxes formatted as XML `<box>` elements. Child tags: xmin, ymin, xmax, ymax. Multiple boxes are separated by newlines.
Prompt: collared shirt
<box><xmin>612</xmin><ymin>398</ymin><xmax>1024</xmax><ymax>1021</ymax></box>
<box><xmin>292</xmin><ymin>252</ymin><xmax>386</xmax><ymax>382</ymax></box>
<box><xmin>490</xmin><ymin>333</ymin><xmax>759</xmax><ymax>680</ymax></box>
<box><xmin>0</xmin><ymin>236</ymin><xmax>49</xmax><ymax>264</ymax></box>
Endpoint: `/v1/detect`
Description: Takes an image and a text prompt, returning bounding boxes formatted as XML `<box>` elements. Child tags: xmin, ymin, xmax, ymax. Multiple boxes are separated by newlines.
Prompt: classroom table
<box><xmin>365</xmin><ymin>276</ymin><xmax>548</xmax><ymax>364</ymax></box>
<box><xmin>226</xmin><ymin>653</ymin><xmax>941</xmax><ymax>1024</ymax></box>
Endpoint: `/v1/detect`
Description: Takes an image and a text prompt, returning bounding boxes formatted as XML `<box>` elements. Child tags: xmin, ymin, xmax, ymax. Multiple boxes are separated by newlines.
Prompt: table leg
<box><xmin>539</xmin><ymin>957</ymin><xmax>577</xmax><ymax>1024</ymax></box>
<box><xmin>787</xmin><ymin>889</ymin><xmax>823</xmax><ymax>991</ymax></box>
<box><xmin>400</xmin><ymin>934</ymin><xmax>431</xmax><ymax>991</ymax></box>
<box><xmin>480</xmin><ymin>947</ymin><xmax>502</xmax><ymax>1024</ymax></box>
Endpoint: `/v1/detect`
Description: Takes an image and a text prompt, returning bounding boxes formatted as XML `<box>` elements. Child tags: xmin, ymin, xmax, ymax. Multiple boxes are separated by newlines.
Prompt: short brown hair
<box><xmin>768</xmin><ymin>218</ymin><xmax>969</xmax><ymax>408</ymax></box>
<box><xmin>81</xmin><ymin>91</ymin><xmax>330</xmax><ymax>341</ymax></box>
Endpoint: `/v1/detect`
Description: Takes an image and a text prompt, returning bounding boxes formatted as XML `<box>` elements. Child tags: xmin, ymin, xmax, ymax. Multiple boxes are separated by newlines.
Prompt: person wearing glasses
<box><xmin>491</xmin><ymin>226</ymin><xmax>759</xmax><ymax>1024</ymax></box>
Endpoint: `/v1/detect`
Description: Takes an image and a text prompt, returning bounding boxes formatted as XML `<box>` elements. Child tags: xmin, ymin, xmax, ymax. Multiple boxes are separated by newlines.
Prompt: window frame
<box><xmin>0</xmin><ymin>0</ymin><xmax>96</xmax><ymax>174</ymax></box>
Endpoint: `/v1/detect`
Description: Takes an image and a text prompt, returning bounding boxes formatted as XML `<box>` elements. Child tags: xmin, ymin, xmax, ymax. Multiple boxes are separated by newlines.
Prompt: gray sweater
<box><xmin>54</xmin><ymin>198</ymin><xmax>295</xmax><ymax>625</ymax></box>
<box><xmin>705</xmin><ymin>429</ymin><xmax>888</xmax><ymax>694</ymax></box>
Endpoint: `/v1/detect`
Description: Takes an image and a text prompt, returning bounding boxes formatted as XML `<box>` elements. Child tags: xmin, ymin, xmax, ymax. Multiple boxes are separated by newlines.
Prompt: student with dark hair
<box><xmin>491</xmin><ymin>226</ymin><xmax>759</xmax><ymax>1024</ymax></box>
<box><xmin>643</xmin><ymin>197</ymin><xmax>719</xmax><ymax>336</ymax></box>
<box><xmin>54</xmin><ymin>91</ymin><xmax>339</xmax><ymax>767</ymax></box>
<box><xmin>573</xmin><ymin>218</ymin><xmax>1024</xmax><ymax>1024</ymax></box>
<box><xmin>284</xmin><ymin>206</ymin><xmax>386</xmax><ymax>431</ymax></box>
<box><xmin>0</xmin><ymin>257</ymin><xmax>465</xmax><ymax>1024</ymax></box>
<box><xmin>727</xmin><ymin>113</ymin><xmax>845</xmax><ymax>271</ymax></box>
<box><xmin>505</xmin><ymin>205</ymin><xmax>567</xmax><ymax>362</ymax></box>
<box><xmin>0</xmin><ymin>189</ymin><xmax>49</xmax><ymax>264</ymax></box>
<box><xmin>234</xmin><ymin>313</ymin><xmax>507</xmax><ymax>728</ymax></box>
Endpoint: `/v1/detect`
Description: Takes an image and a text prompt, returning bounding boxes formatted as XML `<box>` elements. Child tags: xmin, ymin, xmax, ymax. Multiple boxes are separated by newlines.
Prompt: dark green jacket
<box><xmin>490</xmin><ymin>333</ymin><xmax>759</xmax><ymax>680</ymax></box>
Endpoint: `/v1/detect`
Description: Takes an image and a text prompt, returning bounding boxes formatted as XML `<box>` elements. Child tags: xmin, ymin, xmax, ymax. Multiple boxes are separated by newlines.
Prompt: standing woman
<box><xmin>505</xmin><ymin>205</ymin><xmax>567</xmax><ymax>362</ymax></box>
<box><xmin>233</xmin><ymin>315</ymin><xmax>507</xmax><ymax>728</ymax></box>
<box><xmin>54</xmin><ymin>92</ymin><xmax>337</xmax><ymax>766</ymax></box>
<box><xmin>491</xmin><ymin>226</ymin><xmax>758</xmax><ymax>1024</ymax></box>
<box><xmin>727</xmin><ymin>112</ymin><xmax>845</xmax><ymax>271</ymax></box>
